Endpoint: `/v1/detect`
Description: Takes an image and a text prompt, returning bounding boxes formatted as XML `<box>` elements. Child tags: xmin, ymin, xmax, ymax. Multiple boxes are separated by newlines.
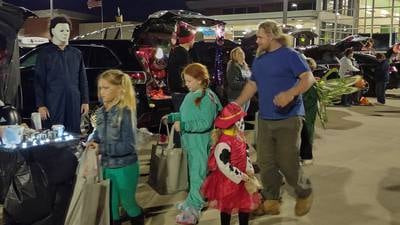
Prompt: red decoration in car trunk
<box><xmin>136</xmin><ymin>47</ymin><xmax>169</xmax><ymax>100</ymax></box>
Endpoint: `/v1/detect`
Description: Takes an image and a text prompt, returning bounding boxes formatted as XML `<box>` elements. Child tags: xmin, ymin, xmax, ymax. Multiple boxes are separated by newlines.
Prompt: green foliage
<box><xmin>314</xmin><ymin>68</ymin><xmax>362</xmax><ymax>128</ymax></box>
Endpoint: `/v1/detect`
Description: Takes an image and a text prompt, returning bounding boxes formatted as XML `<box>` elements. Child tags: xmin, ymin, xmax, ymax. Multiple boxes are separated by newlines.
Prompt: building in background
<box><xmin>185</xmin><ymin>0</ymin><xmax>399</xmax><ymax>47</ymax></box>
<box><xmin>19</xmin><ymin>9</ymin><xmax>97</xmax><ymax>39</ymax></box>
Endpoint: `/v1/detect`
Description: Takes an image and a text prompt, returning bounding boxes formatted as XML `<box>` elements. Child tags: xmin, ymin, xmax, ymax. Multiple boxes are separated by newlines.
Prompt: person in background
<box><xmin>190</xmin><ymin>31</ymin><xmax>207</xmax><ymax>66</ymax></box>
<box><xmin>167</xmin><ymin>22</ymin><xmax>195</xmax><ymax>111</ymax></box>
<box><xmin>163</xmin><ymin>63</ymin><xmax>222</xmax><ymax>225</ymax></box>
<box><xmin>234</xmin><ymin>20</ymin><xmax>314</xmax><ymax>217</ymax></box>
<box><xmin>361</xmin><ymin>39</ymin><xmax>375</xmax><ymax>55</ymax></box>
<box><xmin>167</xmin><ymin>23</ymin><xmax>196</xmax><ymax>148</ymax></box>
<box><xmin>88</xmin><ymin>69</ymin><xmax>144</xmax><ymax>225</ymax></box>
<box><xmin>300</xmin><ymin>58</ymin><xmax>319</xmax><ymax>165</ymax></box>
<box><xmin>34</xmin><ymin>16</ymin><xmax>89</xmax><ymax>133</ymax></box>
<box><xmin>375</xmin><ymin>53</ymin><xmax>390</xmax><ymax>105</ymax></box>
<box><xmin>386</xmin><ymin>43</ymin><xmax>400</xmax><ymax>88</ymax></box>
<box><xmin>386</xmin><ymin>43</ymin><xmax>400</xmax><ymax>66</ymax></box>
<box><xmin>338</xmin><ymin>48</ymin><xmax>360</xmax><ymax>106</ymax></box>
<box><xmin>226</xmin><ymin>47</ymin><xmax>252</xmax><ymax>112</ymax></box>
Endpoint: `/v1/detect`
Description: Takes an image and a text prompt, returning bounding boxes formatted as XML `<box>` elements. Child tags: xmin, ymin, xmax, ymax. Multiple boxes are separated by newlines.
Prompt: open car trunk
<box><xmin>0</xmin><ymin>2</ymin><xmax>35</xmax><ymax>107</ymax></box>
<box><xmin>132</xmin><ymin>10</ymin><xmax>225</xmax><ymax>46</ymax></box>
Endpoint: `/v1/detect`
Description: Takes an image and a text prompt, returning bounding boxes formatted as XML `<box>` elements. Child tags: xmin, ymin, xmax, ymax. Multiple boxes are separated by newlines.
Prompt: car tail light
<box><xmin>128</xmin><ymin>71</ymin><xmax>148</xmax><ymax>84</ymax></box>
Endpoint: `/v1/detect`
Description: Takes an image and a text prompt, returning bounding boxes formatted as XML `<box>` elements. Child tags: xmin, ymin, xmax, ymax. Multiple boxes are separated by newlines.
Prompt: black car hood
<box><xmin>132</xmin><ymin>10</ymin><xmax>225</xmax><ymax>45</ymax></box>
<box><xmin>334</xmin><ymin>35</ymin><xmax>371</xmax><ymax>52</ymax></box>
<box><xmin>290</xmin><ymin>30</ymin><xmax>318</xmax><ymax>39</ymax></box>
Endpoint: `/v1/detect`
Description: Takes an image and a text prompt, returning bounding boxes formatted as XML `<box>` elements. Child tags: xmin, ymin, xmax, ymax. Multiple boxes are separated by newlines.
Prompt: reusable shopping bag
<box><xmin>64</xmin><ymin>147</ymin><xmax>110</xmax><ymax>225</ymax></box>
<box><xmin>148</xmin><ymin>123</ymin><xmax>188</xmax><ymax>195</ymax></box>
<box><xmin>244</xmin><ymin>175</ymin><xmax>263</xmax><ymax>194</ymax></box>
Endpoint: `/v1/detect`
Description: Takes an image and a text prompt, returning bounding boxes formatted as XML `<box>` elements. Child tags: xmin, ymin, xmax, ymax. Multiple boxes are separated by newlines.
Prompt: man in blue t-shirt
<box><xmin>234</xmin><ymin>20</ymin><xmax>315</xmax><ymax>217</ymax></box>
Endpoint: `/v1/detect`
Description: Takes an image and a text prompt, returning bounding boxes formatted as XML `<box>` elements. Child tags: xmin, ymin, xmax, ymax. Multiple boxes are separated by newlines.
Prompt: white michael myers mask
<box><xmin>51</xmin><ymin>23</ymin><xmax>70</xmax><ymax>46</ymax></box>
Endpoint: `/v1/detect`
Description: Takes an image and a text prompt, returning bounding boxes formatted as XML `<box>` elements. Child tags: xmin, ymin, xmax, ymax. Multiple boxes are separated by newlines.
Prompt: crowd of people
<box><xmin>30</xmin><ymin>16</ymin><xmax>315</xmax><ymax>225</ymax></box>
<box><xmin>5</xmin><ymin>14</ymin><xmax>395</xmax><ymax>225</ymax></box>
<box><xmin>338</xmin><ymin>47</ymin><xmax>393</xmax><ymax>106</ymax></box>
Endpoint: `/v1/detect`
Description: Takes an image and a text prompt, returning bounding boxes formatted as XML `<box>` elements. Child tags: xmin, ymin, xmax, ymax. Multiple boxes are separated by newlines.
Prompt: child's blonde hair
<box><xmin>97</xmin><ymin>69</ymin><xmax>137</xmax><ymax>112</ymax></box>
<box><xmin>211</xmin><ymin>126</ymin><xmax>242</xmax><ymax>146</ymax></box>
<box><xmin>181</xmin><ymin>63</ymin><xmax>210</xmax><ymax>107</ymax></box>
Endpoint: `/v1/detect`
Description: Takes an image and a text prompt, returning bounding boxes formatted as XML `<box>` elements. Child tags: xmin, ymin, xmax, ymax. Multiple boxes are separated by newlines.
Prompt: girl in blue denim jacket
<box><xmin>88</xmin><ymin>69</ymin><xmax>144</xmax><ymax>225</ymax></box>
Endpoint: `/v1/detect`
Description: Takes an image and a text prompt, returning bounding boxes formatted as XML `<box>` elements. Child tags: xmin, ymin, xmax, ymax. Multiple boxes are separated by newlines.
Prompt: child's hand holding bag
<box><xmin>244</xmin><ymin>174</ymin><xmax>263</xmax><ymax>194</ymax></box>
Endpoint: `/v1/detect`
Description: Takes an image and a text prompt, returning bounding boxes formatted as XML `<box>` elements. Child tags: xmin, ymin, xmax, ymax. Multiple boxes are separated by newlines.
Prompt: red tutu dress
<box><xmin>201</xmin><ymin>133</ymin><xmax>261</xmax><ymax>214</ymax></box>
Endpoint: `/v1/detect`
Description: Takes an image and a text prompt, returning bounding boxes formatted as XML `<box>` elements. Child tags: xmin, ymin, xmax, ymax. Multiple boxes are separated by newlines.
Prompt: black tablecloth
<box><xmin>0</xmin><ymin>138</ymin><xmax>79</xmax><ymax>225</ymax></box>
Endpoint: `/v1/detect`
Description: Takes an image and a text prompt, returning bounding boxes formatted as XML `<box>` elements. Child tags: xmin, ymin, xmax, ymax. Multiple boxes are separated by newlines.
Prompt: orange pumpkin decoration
<box><xmin>359</xmin><ymin>97</ymin><xmax>372</xmax><ymax>106</ymax></box>
<box><xmin>354</xmin><ymin>79</ymin><xmax>367</xmax><ymax>88</ymax></box>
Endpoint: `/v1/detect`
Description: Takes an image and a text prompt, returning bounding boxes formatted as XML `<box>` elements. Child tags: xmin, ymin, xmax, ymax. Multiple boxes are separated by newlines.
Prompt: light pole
<box><xmin>50</xmin><ymin>0</ymin><xmax>54</xmax><ymax>18</ymax></box>
<box><xmin>390</xmin><ymin>0</ymin><xmax>395</xmax><ymax>46</ymax></box>
<box><xmin>333</xmin><ymin>0</ymin><xmax>339</xmax><ymax>43</ymax></box>
<box><xmin>283</xmin><ymin>0</ymin><xmax>288</xmax><ymax>27</ymax></box>
<box><xmin>370</xmin><ymin>0</ymin><xmax>375</xmax><ymax>38</ymax></box>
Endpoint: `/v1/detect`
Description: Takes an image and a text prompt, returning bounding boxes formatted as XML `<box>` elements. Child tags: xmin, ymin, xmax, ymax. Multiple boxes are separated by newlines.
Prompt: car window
<box><xmin>89</xmin><ymin>46</ymin><xmax>120</xmax><ymax>68</ymax></box>
<box><xmin>20</xmin><ymin>51</ymin><xmax>39</xmax><ymax>68</ymax></box>
<box><xmin>107</xmin><ymin>43</ymin><xmax>143</xmax><ymax>69</ymax></box>
<box><xmin>73</xmin><ymin>46</ymin><xmax>91</xmax><ymax>66</ymax></box>
<box><xmin>127</xmin><ymin>47</ymin><xmax>144</xmax><ymax>69</ymax></box>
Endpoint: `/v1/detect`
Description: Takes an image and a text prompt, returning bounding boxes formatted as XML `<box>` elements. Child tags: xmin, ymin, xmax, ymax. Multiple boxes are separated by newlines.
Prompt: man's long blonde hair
<box><xmin>256</xmin><ymin>20</ymin><xmax>290</xmax><ymax>56</ymax></box>
<box><xmin>211</xmin><ymin>126</ymin><xmax>244</xmax><ymax>146</ymax></box>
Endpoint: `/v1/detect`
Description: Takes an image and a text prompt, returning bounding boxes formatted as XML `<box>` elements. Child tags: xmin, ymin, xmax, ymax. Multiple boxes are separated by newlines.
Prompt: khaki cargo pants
<box><xmin>257</xmin><ymin>116</ymin><xmax>312</xmax><ymax>200</ymax></box>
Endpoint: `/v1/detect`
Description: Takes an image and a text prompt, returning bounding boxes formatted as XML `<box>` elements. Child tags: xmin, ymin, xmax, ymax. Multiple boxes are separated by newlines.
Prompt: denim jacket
<box><xmin>90</xmin><ymin>105</ymin><xmax>137</xmax><ymax>168</ymax></box>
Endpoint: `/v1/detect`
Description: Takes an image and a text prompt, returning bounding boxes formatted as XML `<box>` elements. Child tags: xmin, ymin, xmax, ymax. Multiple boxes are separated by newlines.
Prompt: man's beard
<box><xmin>256</xmin><ymin>44</ymin><xmax>270</xmax><ymax>57</ymax></box>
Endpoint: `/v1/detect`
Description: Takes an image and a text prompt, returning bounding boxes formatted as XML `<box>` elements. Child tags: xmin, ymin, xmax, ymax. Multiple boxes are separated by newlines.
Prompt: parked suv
<box><xmin>18</xmin><ymin>39</ymin><xmax>167</xmax><ymax>129</ymax></box>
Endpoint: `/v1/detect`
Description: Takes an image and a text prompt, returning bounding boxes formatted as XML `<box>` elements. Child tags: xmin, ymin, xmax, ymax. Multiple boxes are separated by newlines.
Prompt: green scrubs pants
<box><xmin>103</xmin><ymin>162</ymin><xmax>141</xmax><ymax>220</ymax></box>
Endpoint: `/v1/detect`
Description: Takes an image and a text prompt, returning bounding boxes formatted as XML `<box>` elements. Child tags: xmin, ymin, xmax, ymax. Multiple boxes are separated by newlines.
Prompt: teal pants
<box><xmin>182</xmin><ymin>133</ymin><xmax>210</xmax><ymax>211</ymax></box>
<box><xmin>103</xmin><ymin>163</ymin><xmax>142</xmax><ymax>220</ymax></box>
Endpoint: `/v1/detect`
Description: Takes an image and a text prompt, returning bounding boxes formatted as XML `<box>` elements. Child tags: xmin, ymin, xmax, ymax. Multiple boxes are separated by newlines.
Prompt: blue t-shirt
<box><xmin>250</xmin><ymin>47</ymin><xmax>310</xmax><ymax>120</ymax></box>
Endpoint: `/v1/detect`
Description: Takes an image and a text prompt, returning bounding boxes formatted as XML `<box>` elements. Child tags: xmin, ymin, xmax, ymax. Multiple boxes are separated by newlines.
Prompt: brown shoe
<box><xmin>295</xmin><ymin>193</ymin><xmax>313</xmax><ymax>216</ymax></box>
<box><xmin>263</xmin><ymin>200</ymin><xmax>281</xmax><ymax>215</ymax></box>
<box><xmin>252</xmin><ymin>201</ymin><xmax>266</xmax><ymax>216</ymax></box>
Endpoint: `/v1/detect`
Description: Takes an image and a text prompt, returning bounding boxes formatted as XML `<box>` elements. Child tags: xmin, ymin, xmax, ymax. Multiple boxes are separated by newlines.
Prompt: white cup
<box><xmin>52</xmin><ymin>124</ymin><xmax>65</xmax><ymax>137</ymax></box>
<box><xmin>31</xmin><ymin>112</ymin><xmax>42</xmax><ymax>130</ymax></box>
<box><xmin>2</xmin><ymin>125</ymin><xmax>24</xmax><ymax>145</ymax></box>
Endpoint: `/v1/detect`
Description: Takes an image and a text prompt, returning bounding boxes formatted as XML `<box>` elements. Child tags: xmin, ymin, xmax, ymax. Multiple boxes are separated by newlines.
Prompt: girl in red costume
<box><xmin>202</xmin><ymin>103</ymin><xmax>260</xmax><ymax>225</ymax></box>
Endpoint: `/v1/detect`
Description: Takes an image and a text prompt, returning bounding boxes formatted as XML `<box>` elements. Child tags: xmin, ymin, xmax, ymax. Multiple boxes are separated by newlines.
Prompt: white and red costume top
<box><xmin>201</xmin><ymin>132</ymin><xmax>260</xmax><ymax>213</ymax></box>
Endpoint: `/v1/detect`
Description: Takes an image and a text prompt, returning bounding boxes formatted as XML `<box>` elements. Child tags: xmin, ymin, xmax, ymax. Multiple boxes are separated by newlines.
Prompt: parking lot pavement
<box><xmin>2</xmin><ymin>89</ymin><xmax>400</xmax><ymax>225</ymax></box>
<box><xmin>134</xmin><ymin>129</ymin><xmax>256</xmax><ymax>225</ymax></box>
<box><xmin>135</xmin><ymin>90</ymin><xmax>400</xmax><ymax>225</ymax></box>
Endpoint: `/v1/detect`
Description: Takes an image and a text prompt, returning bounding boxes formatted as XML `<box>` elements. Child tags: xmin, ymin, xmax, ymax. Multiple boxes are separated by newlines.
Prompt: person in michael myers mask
<box><xmin>34</xmin><ymin>16</ymin><xmax>89</xmax><ymax>133</ymax></box>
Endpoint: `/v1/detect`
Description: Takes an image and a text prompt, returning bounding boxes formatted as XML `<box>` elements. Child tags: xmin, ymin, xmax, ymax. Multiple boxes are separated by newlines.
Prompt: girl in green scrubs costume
<box><xmin>165</xmin><ymin>63</ymin><xmax>222</xmax><ymax>224</ymax></box>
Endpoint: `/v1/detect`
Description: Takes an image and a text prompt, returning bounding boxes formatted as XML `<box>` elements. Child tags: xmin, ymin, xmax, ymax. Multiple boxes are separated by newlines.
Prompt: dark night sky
<box><xmin>4</xmin><ymin>0</ymin><xmax>188</xmax><ymax>22</ymax></box>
